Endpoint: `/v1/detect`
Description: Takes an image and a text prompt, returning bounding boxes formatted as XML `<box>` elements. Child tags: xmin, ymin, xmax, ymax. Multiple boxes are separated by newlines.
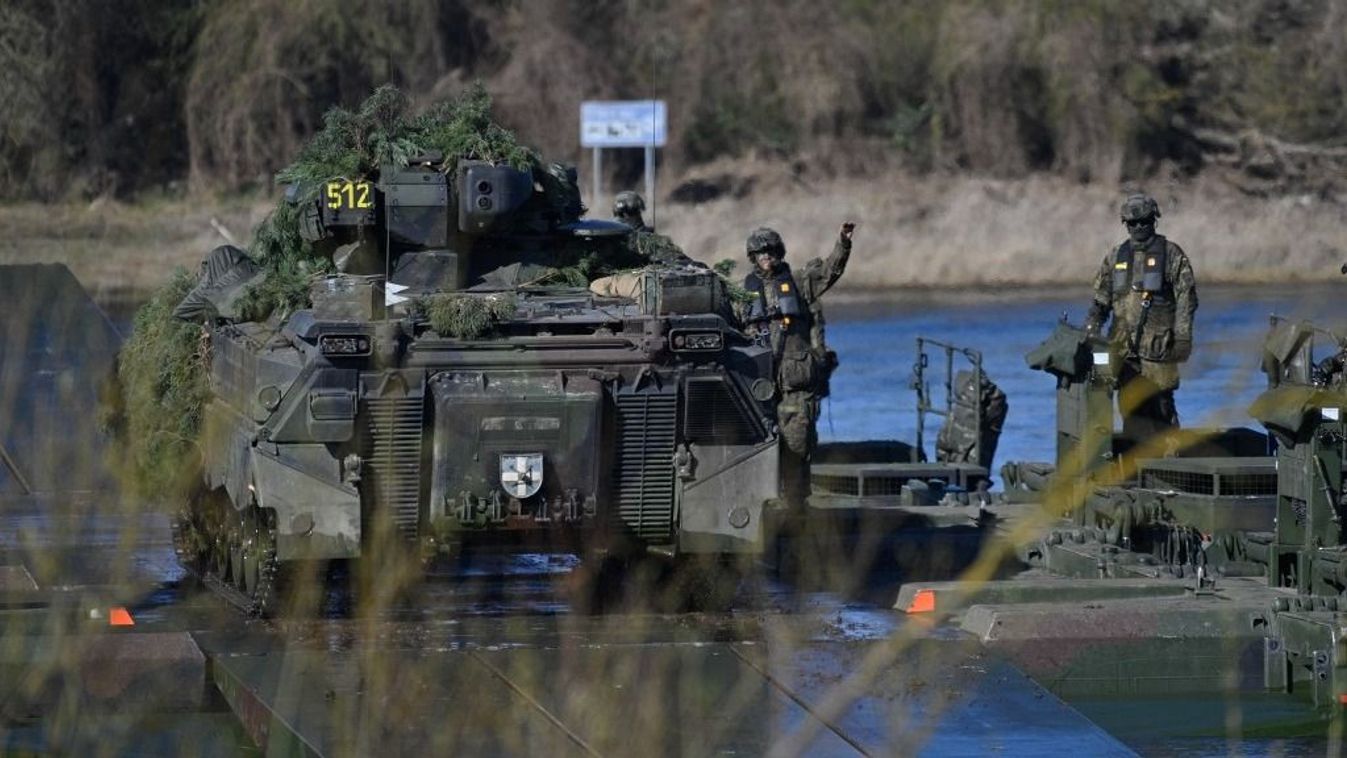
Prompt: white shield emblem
<box><xmin>499</xmin><ymin>453</ymin><xmax>544</xmax><ymax>499</ymax></box>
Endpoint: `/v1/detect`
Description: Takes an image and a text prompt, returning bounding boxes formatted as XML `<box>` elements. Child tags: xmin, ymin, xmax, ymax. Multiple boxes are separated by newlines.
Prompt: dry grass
<box><xmin>654</xmin><ymin>160</ymin><xmax>1347</xmax><ymax>289</ymax></box>
<box><xmin>2</xmin><ymin>165</ymin><xmax>1344</xmax><ymax>298</ymax></box>
<box><xmin>0</xmin><ymin>196</ymin><xmax>274</xmax><ymax>301</ymax></box>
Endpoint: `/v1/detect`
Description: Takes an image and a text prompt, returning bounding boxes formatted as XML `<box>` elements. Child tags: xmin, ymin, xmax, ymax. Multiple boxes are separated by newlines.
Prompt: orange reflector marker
<box><xmin>906</xmin><ymin>589</ymin><xmax>936</xmax><ymax>614</ymax></box>
<box><xmin>108</xmin><ymin>607</ymin><xmax>135</xmax><ymax>627</ymax></box>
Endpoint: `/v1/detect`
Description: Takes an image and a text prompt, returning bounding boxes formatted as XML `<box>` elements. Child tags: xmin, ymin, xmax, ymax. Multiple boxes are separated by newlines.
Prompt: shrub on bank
<box><xmin>6</xmin><ymin>0</ymin><xmax>1347</xmax><ymax>200</ymax></box>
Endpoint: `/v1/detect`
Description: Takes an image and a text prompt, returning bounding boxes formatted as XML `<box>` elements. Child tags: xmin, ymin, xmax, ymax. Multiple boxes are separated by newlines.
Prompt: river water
<box><xmin>821</xmin><ymin>283</ymin><xmax>1347</xmax><ymax>474</ymax></box>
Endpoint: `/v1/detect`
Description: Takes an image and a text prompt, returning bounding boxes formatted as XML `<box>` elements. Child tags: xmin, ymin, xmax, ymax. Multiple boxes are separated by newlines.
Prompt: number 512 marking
<box><xmin>325</xmin><ymin>181</ymin><xmax>373</xmax><ymax>210</ymax></box>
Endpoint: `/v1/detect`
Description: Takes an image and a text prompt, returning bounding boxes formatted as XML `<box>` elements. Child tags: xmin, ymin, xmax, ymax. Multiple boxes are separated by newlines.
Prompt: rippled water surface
<box><xmin>821</xmin><ymin>283</ymin><xmax>1347</xmax><ymax>471</ymax></box>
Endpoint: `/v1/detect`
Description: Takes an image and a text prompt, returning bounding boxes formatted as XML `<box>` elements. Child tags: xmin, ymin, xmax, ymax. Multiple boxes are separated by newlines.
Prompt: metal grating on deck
<box><xmin>1138</xmin><ymin>458</ymin><xmax>1278</xmax><ymax>497</ymax></box>
<box><xmin>861</xmin><ymin>476</ymin><xmax>906</xmax><ymax>497</ymax></box>
<box><xmin>1218</xmin><ymin>473</ymin><xmax>1280</xmax><ymax>496</ymax></box>
<box><xmin>614</xmin><ymin>393</ymin><xmax>677</xmax><ymax>541</ymax></box>
<box><xmin>810</xmin><ymin>462</ymin><xmax>991</xmax><ymax>501</ymax></box>
<box><xmin>363</xmin><ymin>397</ymin><xmax>424</xmax><ymax>539</ymax></box>
<box><xmin>813</xmin><ymin>475</ymin><xmax>860</xmax><ymax>496</ymax></box>
<box><xmin>1140</xmin><ymin>467</ymin><xmax>1217</xmax><ymax>495</ymax></box>
<box><xmin>813</xmin><ymin>473</ymin><xmax>924</xmax><ymax>497</ymax></box>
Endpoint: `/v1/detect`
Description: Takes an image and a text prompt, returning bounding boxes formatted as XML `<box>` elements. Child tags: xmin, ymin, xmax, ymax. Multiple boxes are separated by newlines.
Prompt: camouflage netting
<box><xmin>110</xmin><ymin>270</ymin><xmax>211</xmax><ymax>500</ymax></box>
<box><xmin>537</xmin><ymin>245</ymin><xmax>641</xmax><ymax>288</ymax></box>
<box><xmin>507</xmin><ymin>232</ymin><xmax>694</xmax><ymax>290</ymax></box>
<box><xmin>233</xmin><ymin>201</ymin><xmax>321</xmax><ymax>323</ymax></box>
<box><xmin>712</xmin><ymin>258</ymin><xmax>758</xmax><ymax>305</ymax></box>
<box><xmin>629</xmin><ymin>231</ymin><xmax>690</xmax><ymax>267</ymax></box>
<box><xmin>423</xmin><ymin>293</ymin><xmax>519</xmax><ymax>340</ymax></box>
<box><xmin>276</xmin><ymin>83</ymin><xmax>537</xmax><ymax>192</ymax></box>
<box><xmin>244</xmin><ymin>83</ymin><xmax>540</xmax><ymax>321</ymax></box>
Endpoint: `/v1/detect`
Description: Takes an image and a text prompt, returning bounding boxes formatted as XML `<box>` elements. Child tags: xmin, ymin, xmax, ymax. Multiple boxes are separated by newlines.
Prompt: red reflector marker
<box><xmin>108</xmin><ymin>607</ymin><xmax>135</xmax><ymax>627</ymax></box>
<box><xmin>1338</xmin><ymin>694</ymin><xmax>1347</xmax><ymax>706</ymax></box>
<box><xmin>906</xmin><ymin>589</ymin><xmax>936</xmax><ymax>614</ymax></box>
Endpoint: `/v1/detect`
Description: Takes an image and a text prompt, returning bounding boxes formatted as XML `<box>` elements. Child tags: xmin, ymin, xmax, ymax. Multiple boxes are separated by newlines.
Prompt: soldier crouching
<box><xmin>742</xmin><ymin>222</ymin><xmax>855</xmax><ymax>509</ymax></box>
<box><xmin>1084</xmin><ymin>193</ymin><xmax>1198</xmax><ymax>449</ymax></box>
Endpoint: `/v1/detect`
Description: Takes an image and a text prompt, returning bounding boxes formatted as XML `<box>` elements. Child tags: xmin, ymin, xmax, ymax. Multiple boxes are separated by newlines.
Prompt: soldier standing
<box><xmin>1084</xmin><ymin>193</ymin><xmax>1197</xmax><ymax>446</ymax></box>
<box><xmin>613</xmin><ymin>191</ymin><xmax>652</xmax><ymax>232</ymax></box>
<box><xmin>743</xmin><ymin>222</ymin><xmax>854</xmax><ymax>509</ymax></box>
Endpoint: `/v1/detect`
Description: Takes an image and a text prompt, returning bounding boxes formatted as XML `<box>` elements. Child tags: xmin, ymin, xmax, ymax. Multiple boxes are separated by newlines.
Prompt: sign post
<box><xmin>580</xmin><ymin>100</ymin><xmax>667</xmax><ymax>223</ymax></box>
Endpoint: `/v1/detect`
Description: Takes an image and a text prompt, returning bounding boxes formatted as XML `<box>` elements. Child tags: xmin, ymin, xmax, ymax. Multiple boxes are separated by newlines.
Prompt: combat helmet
<box><xmin>746</xmin><ymin>227</ymin><xmax>786</xmax><ymax>261</ymax></box>
<box><xmin>1120</xmin><ymin>193</ymin><xmax>1161</xmax><ymax>223</ymax></box>
<box><xmin>613</xmin><ymin>190</ymin><xmax>645</xmax><ymax>218</ymax></box>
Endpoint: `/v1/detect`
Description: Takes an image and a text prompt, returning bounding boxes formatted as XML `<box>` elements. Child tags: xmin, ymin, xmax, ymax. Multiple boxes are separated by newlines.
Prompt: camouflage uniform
<box><xmin>1085</xmin><ymin>197</ymin><xmax>1197</xmax><ymax>444</ymax></box>
<box><xmin>743</xmin><ymin>229</ymin><xmax>851</xmax><ymax>508</ymax></box>
<box><xmin>613</xmin><ymin>190</ymin><xmax>652</xmax><ymax>233</ymax></box>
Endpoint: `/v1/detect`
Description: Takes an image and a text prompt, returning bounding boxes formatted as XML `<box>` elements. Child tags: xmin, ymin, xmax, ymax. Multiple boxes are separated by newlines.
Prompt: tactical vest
<box><xmin>744</xmin><ymin>265</ymin><xmax>836</xmax><ymax>396</ymax></box>
<box><xmin>744</xmin><ymin>266</ymin><xmax>811</xmax><ymax>339</ymax></box>
<box><xmin>1106</xmin><ymin>234</ymin><xmax>1183</xmax><ymax>375</ymax></box>
<box><xmin>1110</xmin><ymin>235</ymin><xmax>1169</xmax><ymax>297</ymax></box>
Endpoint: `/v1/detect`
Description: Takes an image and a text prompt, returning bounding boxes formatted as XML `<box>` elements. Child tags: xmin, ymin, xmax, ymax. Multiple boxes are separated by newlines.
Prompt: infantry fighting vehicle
<box><xmin>171</xmin><ymin>155</ymin><xmax>780</xmax><ymax>612</ymax></box>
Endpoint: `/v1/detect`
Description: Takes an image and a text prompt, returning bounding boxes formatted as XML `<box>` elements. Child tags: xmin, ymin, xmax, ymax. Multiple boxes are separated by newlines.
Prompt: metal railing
<box><xmin>911</xmin><ymin>337</ymin><xmax>984</xmax><ymax>465</ymax></box>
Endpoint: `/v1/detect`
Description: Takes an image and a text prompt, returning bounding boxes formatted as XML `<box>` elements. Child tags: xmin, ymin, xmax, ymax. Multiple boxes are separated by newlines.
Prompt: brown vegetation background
<box><xmin>1</xmin><ymin>0</ymin><xmax>1346</xmax><ymax>291</ymax></box>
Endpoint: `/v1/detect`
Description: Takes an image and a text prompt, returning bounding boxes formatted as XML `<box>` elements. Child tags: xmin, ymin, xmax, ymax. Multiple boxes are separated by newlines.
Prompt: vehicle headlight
<box><xmin>671</xmin><ymin>330</ymin><xmax>723</xmax><ymax>352</ymax></box>
<box><xmin>319</xmin><ymin>334</ymin><xmax>372</xmax><ymax>356</ymax></box>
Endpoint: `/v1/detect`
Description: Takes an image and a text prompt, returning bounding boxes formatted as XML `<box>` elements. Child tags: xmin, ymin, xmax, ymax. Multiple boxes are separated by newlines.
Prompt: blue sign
<box><xmin>580</xmin><ymin>100</ymin><xmax>667</xmax><ymax>148</ymax></box>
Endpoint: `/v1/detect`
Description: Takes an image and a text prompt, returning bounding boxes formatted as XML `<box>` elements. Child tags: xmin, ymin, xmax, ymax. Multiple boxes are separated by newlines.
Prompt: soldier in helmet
<box><xmin>743</xmin><ymin>222</ymin><xmax>855</xmax><ymax>509</ymax></box>
<box><xmin>1085</xmin><ymin>193</ymin><xmax>1198</xmax><ymax>446</ymax></box>
<box><xmin>613</xmin><ymin>190</ymin><xmax>652</xmax><ymax>232</ymax></box>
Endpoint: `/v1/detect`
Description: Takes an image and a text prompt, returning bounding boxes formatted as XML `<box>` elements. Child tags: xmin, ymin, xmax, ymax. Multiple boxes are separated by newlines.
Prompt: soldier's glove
<box><xmin>1172</xmin><ymin>338</ymin><xmax>1192</xmax><ymax>361</ymax></box>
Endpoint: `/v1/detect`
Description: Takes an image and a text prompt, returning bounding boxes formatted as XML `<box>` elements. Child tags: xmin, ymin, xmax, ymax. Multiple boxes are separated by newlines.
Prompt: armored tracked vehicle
<box><xmin>171</xmin><ymin>155</ymin><xmax>780</xmax><ymax>612</ymax></box>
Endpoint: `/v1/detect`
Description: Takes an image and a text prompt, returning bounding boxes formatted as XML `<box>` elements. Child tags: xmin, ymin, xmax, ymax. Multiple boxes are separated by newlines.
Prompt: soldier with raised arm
<box><xmin>743</xmin><ymin>222</ymin><xmax>855</xmax><ymax>509</ymax></box>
